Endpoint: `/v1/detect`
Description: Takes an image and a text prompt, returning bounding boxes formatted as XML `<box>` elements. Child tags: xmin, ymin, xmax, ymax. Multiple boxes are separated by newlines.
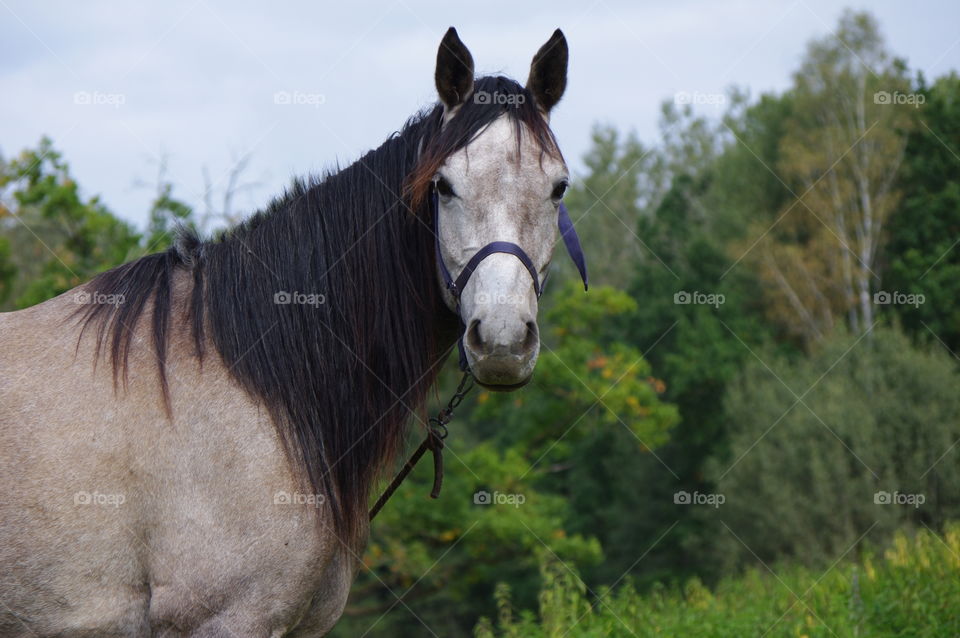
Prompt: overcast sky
<box><xmin>2</xmin><ymin>0</ymin><xmax>958</xmax><ymax>229</ymax></box>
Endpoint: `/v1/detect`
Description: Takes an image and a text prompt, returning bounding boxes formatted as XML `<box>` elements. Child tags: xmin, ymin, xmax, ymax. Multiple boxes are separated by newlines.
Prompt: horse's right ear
<box><xmin>435</xmin><ymin>27</ymin><xmax>474</xmax><ymax>111</ymax></box>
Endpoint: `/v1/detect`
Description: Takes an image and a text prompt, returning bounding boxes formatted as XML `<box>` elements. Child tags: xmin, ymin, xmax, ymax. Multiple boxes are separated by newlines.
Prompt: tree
<box><xmin>749</xmin><ymin>10</ymin><xmax>914</xmax><ymax>345</ymax></box>
<box><xmin>0</xmin><ymin>234</ymin><xmax>15</xmax><ymax>305</ymax></box>
<box><xmin>333</xmin><ymin>285</ymin><xmax>671</xmax><ymax>637</ymax></box>
<box><xmin>560</xmin><ymin>126</ymin><xmax>654</xmax><ymax>290</ymax></box>
<box><xmin>142</xmin><ymin>157</ymin><xmax>197</xmax><ymax>252</ymax></box>
<box><xmin>614</xmin><ymin>88</ymin><xmax>795</xmax><ymax>584</ymax></box>
<box><xmin>883</xmin><ymin>72</ymin><xmax>960</xmax><ymax>353</ymax></box>
<box><xmin>561</xmin><ymin>102</ymin><xmax>723</xmax><ymax>291</ymax></box>
<box><xmin>0</xmin><ymin>138</ymin><xmax>141</xmax><ymax>309</ymax></box>
<box><xmin>706</xmin><ymin>326</ymin><xmax>960</xmax><ymax>570</ymax></box>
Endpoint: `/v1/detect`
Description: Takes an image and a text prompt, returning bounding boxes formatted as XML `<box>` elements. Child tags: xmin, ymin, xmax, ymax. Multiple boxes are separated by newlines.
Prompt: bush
<box><xmin>477</xmin><ymin>523</ymin><xmax>960</xmax><ymax>637</ymax></box>
<box><xmin>700</xmin><ymin>326</ymin><xmax>960</xmax><ymax>570</ymax></box>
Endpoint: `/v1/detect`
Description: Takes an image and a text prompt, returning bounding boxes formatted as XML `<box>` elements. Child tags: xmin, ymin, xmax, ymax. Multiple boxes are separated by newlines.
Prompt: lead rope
<box><xmin>369</xmin><ymin>371</ymin><xmax>475</xmax><ymax>520</ymax></box>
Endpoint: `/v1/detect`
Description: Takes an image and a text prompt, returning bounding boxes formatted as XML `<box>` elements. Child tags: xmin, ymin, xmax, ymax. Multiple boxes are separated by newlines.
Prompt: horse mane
<box><xmin>74</xmin><ymin>76</ymin><xmax>559</xmax><ymax>550</ymax></box>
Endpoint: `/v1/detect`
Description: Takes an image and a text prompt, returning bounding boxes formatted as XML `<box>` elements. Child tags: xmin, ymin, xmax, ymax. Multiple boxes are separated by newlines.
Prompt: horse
<box><xmin>0</xmin><ymin>27</ymin><xmax>582</xmax><ymax>636</ymax></box>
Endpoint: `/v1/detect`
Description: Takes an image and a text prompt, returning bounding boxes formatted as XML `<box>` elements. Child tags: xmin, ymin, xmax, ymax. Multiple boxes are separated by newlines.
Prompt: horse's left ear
<box><xmin>527</xmin><ymin>29</ymin><xmax>568</xmax><ymax>113</ymax></box>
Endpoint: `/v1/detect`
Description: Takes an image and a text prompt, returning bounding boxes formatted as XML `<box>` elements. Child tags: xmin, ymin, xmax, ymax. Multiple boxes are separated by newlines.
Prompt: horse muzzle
<box><xmin>461</xmin><ymin>315</ymin><xmax>539</xmax><ymax>389</ymax></box>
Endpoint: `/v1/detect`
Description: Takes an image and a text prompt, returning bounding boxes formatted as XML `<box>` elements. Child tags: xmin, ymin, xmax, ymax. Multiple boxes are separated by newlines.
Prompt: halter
<box><xmin>368</xmin><ymin>189</ymin><xmax>588</xmax><ymax>521</ymax></box>
<box><xmin>432</xmin><ymin>186</ymin><xmax>588</xmax><ymax>370</ymax></box>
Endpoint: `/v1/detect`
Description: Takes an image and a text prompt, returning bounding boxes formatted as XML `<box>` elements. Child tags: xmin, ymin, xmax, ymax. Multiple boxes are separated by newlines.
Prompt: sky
<box><xmin>2</xmin><ymin>0</ymin><xmax>959</xmax><ymax>229</ymax></box>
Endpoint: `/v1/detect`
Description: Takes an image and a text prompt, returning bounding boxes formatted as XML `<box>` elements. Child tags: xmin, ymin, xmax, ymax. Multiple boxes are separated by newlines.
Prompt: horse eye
<box><xmin>551</xmin><ymin>181</ymin><xmax>568</xmax><ymax>200</ymax></box>
<box><xmin>435</xmin><ymin>176</ymin><xmax>456</xmax><ymax>198</ymax></box>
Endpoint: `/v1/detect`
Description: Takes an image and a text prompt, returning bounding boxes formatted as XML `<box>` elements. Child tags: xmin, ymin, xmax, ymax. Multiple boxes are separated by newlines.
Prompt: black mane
<box><xmin>76</xmin><ymin>76</ymin><xmax>558</xmax><ymax>548</ymax></box>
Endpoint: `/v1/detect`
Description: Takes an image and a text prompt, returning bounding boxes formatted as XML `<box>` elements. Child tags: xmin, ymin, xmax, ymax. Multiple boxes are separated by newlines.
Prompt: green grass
<box><xmin>476</xmin><ymin>524</ymin><xmax>960</xmax><ymax>637</ymax></box>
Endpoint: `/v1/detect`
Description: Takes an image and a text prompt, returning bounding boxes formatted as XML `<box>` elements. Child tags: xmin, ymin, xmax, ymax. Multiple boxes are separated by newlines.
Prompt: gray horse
<box><xmin>0</xmin><ymin>27</ymin><xmax>573</xmax><ymax>636</ymax></box>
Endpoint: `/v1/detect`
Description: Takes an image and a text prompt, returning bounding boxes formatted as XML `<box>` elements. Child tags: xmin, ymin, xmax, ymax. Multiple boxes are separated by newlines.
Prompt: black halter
<box><xmin>432</xmin><ymin>187</ymin><xmax>589</xmax><ymax>370</ymax></box>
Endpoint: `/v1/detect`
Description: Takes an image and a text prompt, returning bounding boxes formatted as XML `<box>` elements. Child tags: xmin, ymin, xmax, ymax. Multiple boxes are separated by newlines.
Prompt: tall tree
<box><xmin>750</xmin><ymin>10</ymin><xmax>914</xmax><ymax>345</ymax></box>
<box><xmin>561</xmin><ymin>126</ymin><xmax>653</xmax><ymax>290</ymax></box>
<box><xmin>883</xmin><ymin>72</ymin><xmax>960</xmax><ymax>353</ymax></box>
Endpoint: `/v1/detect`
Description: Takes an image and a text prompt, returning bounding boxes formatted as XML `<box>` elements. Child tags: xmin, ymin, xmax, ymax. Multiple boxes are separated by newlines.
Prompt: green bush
<box><xmin>477</xmin><ymin>523</ymin><xmax>960</xmax><ymax>637</ymax></box>
<box><xmin>701</xmin><ymin>326</ymin><xmax>960</xmax><ymax>571</ymax></box>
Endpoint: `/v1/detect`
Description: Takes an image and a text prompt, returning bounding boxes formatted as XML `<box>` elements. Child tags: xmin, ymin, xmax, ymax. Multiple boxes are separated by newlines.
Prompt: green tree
<box><xmin>146</xmin><ymin>181</ymin><xmax>196</xmax><ymax>252</ymax></box>
<box><xmin>335</xmin><ymin>286</ymin><xmax>677</xmax><ymax>637</ymax></box>
<box><xmin>561</xmin><ymin>126</ymin><xmax>653</xmax><ymax>290</ymax></box>
<box><xmin>614</xmin><ymin>88</ymin><xmax>795</xmax><ymax>585</ymax></box>
<box><xmin>749</xmin><ymin>10</ymin><xmax>914</xmax><ymax>345</ymax></box>
<box><xmin>0</xmin><ymin>138</ymin><xmax>141</xmax><ymax>309</ymax></box>
<box><xmin>707</xmin><ymin>327</ymin><xmax>960</xmax><ymax>570</ymax></box>
<box><xmin>0</xmin><ymin>233</ymin><xmax>15</xmax><ymax>304</ymax></box>
<box><xmin>883</xmin><ymin>72</ymin><xmax>960</xmax><ymax>353</ymax></box>
<box><xmin>471</xmin><ymin>285</ymin><xmax>679</xmax><ymax>587</ymax></box>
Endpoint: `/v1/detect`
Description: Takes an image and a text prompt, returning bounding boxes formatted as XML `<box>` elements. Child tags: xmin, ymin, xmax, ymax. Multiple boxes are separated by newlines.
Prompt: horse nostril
<box><xmin>466</xmin><ymin>319</ymin><xmax>485</xmax><ymax>353</ymax></box>
<box><xmin>522</xmin><ymin>321</ymin><xmax>539</xmax><ymax>354</ymax></box>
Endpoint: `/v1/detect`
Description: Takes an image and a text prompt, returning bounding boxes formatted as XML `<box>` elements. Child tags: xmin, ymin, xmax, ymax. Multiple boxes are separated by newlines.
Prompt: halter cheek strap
<box><xmin>432</xmin><ymin>188</ymin><xmax>589</xmax><ymax>370</ymax></box>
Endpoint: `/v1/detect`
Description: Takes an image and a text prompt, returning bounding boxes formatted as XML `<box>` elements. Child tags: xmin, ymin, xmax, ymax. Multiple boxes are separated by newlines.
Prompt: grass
<box><xmin>475</xmin><ymin>524</ymin><xmax>960</xmax><ymax>637</ymax></box>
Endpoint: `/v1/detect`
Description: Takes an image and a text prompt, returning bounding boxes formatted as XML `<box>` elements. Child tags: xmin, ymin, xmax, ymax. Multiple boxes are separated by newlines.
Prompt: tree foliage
<box><xmin>746</xmin><ymin>11</ymin><xmax>914</xmax><ymax>345</ymax></box>
<box><xmin>705</xmin><ymin>326</ymin><xmax>960</xmax><ymax>570</ymax></box>
<box><xmin>0</xmin><ymin>138</ymin><xmax>141</xmax><ymax>309</ymax></box>
<box><xmin>884</xmin><ymin>72</ymin><xmax>960</xmax><ymax>353</ymax></box>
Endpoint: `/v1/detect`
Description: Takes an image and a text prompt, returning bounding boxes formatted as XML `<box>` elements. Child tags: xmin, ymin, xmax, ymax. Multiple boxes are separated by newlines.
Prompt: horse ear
<box><xmin>526</xmin><ymin>29</ymin><xmax>568</xmax><ymax>113</ymax></box>
<box><xmin>435</xmin><ymin>27</ymin><xmax>475</xmax><ymax>110</ymax></box>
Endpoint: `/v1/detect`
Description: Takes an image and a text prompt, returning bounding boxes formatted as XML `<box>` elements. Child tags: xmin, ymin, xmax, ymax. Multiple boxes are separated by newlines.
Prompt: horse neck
<box><xmin>196</xmin><ymin>136</ymin><xmax>456</xmax><ymax>504</ymax></box>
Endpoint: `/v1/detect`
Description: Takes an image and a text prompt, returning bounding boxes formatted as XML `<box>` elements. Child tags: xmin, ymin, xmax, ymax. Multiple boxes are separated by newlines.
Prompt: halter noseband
<box><xmin>432</xmin><ymin>186</ymin><xmax>589</xmax><ymax>370</ymax></box>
